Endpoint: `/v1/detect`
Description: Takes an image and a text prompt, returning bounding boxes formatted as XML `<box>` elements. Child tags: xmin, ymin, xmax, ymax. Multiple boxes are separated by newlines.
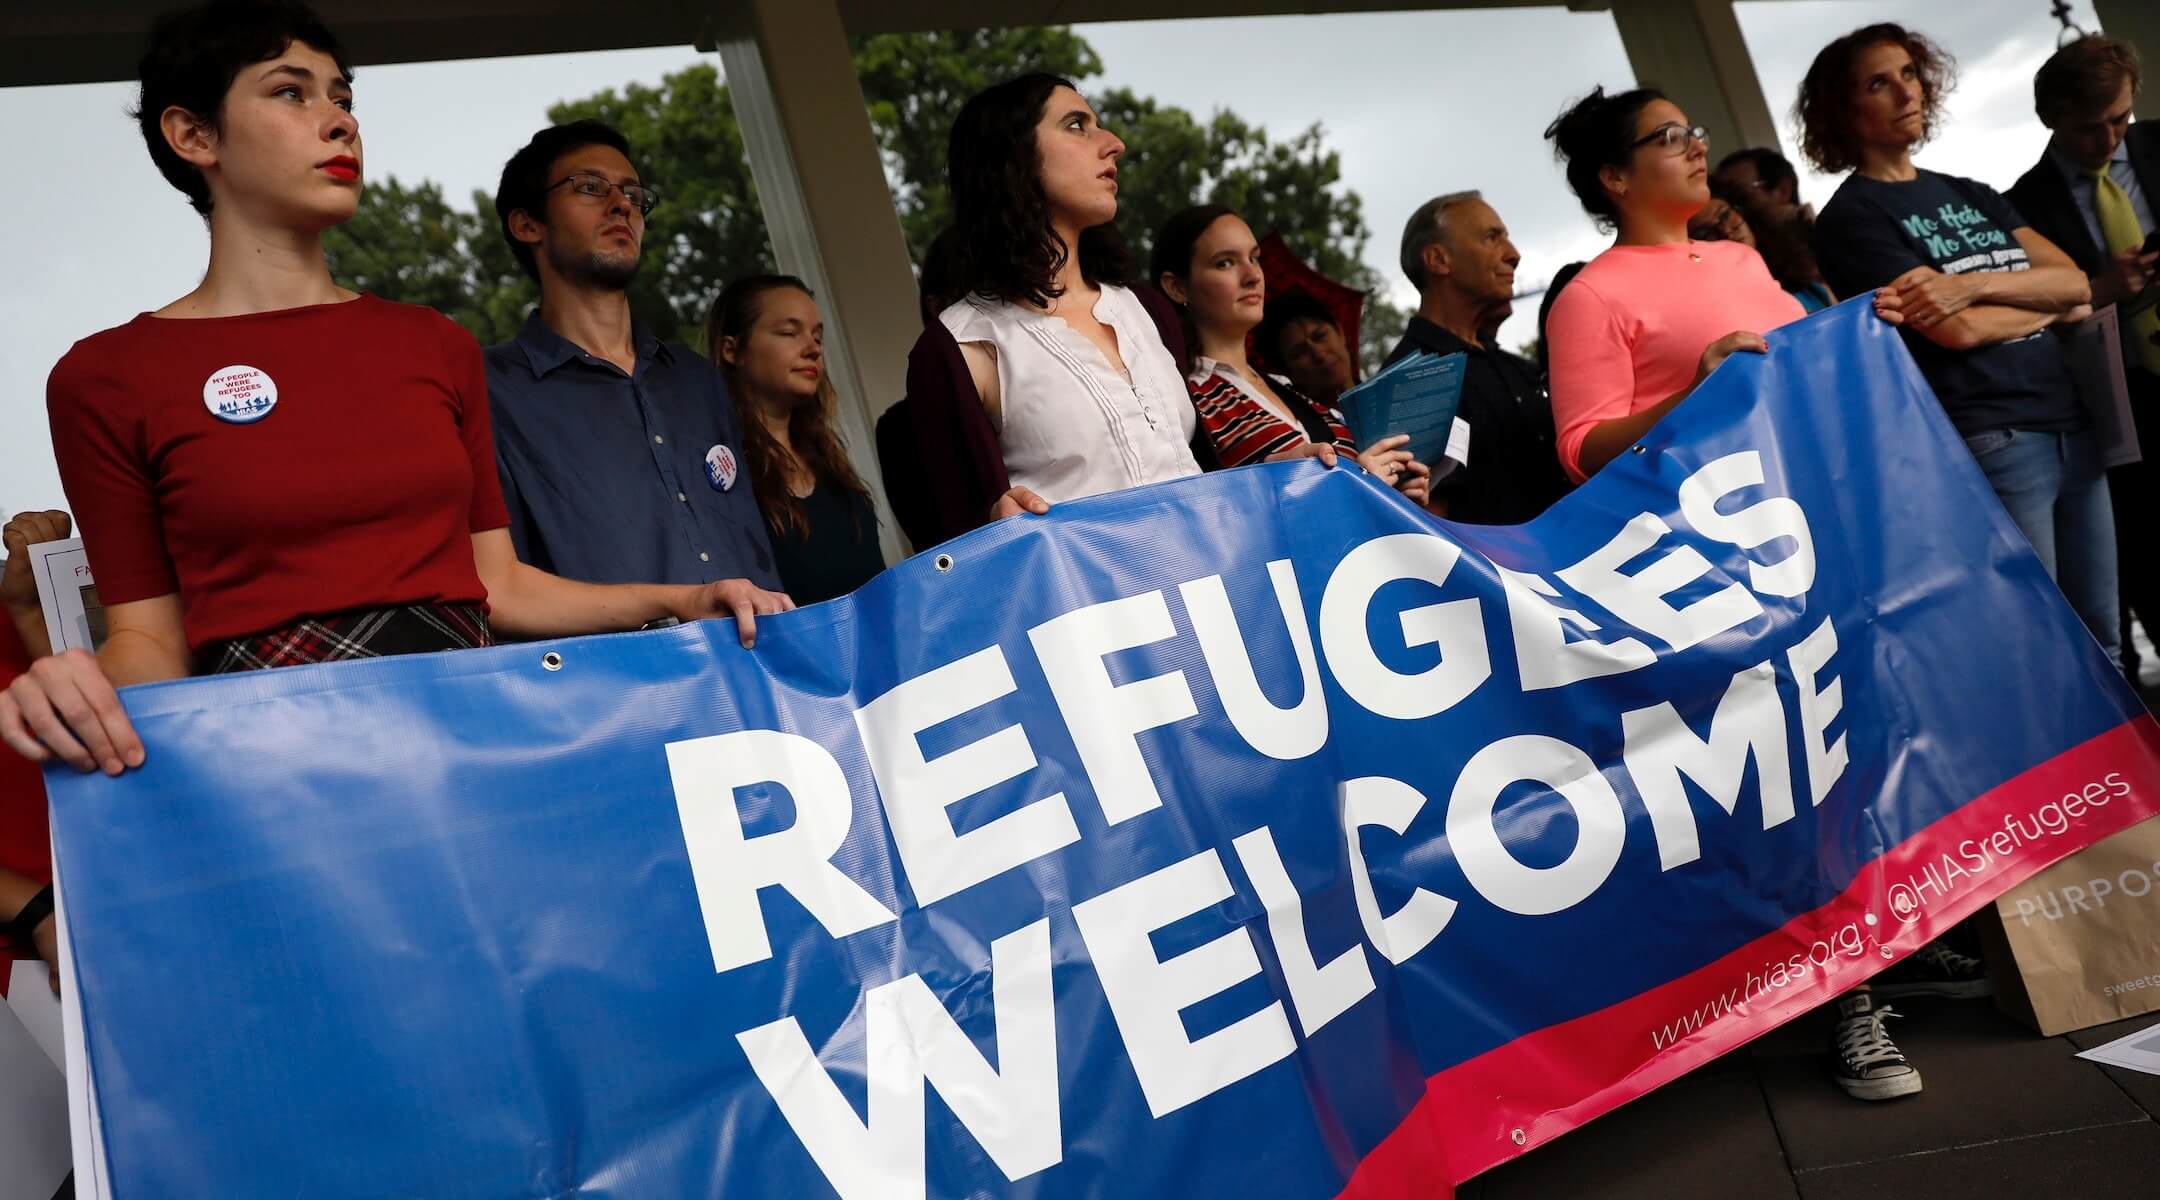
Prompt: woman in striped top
<box><xmin>1152</xmin><ymin>205</ymin><xmax>1430</xmax><ymax>503</ymax></box>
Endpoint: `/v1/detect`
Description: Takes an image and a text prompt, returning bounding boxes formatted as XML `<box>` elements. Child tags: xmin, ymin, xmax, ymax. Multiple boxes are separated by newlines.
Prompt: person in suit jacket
<box><xmin>2007</xmin><ymin>34</ymin><xmax>2160</xmax><ymax>683</ymax></box>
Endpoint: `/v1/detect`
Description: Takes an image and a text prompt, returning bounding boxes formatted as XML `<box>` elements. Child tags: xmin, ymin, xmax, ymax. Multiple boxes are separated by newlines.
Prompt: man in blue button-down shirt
<box><xmin>485</xmin><ymin>121</ymin><xmax>791</xmax><ymax>645</ymax></box>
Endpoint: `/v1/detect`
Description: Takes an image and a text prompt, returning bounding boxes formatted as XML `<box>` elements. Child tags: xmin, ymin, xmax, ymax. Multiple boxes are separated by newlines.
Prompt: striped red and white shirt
<box><xmin>1186</xmin><ymin>357</ymin><xmax>1356</xmax><ymax>470</ymax></box>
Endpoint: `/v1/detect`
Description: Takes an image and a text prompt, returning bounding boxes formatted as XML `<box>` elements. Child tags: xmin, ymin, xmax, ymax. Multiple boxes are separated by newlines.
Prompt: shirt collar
<box><xmin>1405</xmin><ymin>316</ymin><xmax>1476</xmax><ymax>355</ymax></box>
<box><xmin>2050</xmin><ymin>137</ymin><xmax>2131</xmax><ymax>185</ymax></box>
<box><xmin>512</xmin><ymin>310</ymin><xmax>672</xmax><ymax>379</ymax></box>
<box><xmin>1188</xmin><ymin>354</ymin><xmax>1292</xmax><ymax>391</ymax></box>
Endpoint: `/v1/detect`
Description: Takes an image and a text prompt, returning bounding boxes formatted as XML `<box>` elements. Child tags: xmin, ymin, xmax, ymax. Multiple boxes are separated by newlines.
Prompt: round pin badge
<box><xmin>704</xmin><ymin>443</ymin><xmax>739</xmax><ymax>492</ymax></box>
<box><xmin>202</xmin><ymin>365</ymin><xmax>278</xmax><ymax>424</ymax></box>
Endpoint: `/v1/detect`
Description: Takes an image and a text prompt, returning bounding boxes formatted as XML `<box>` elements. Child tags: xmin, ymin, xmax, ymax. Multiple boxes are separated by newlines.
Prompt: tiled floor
<box><xmin>1462</xmin><ymin>1003</ymin><xmax>2160</xmax><ymax>1199</ymax></box>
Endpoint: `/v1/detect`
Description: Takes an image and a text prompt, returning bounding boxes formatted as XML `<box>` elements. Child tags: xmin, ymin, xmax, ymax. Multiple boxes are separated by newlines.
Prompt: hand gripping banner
<box><xmin>47</xmin><ymin>300</ymin><xmax>2160</xmax><ymax>1197</ymax></box>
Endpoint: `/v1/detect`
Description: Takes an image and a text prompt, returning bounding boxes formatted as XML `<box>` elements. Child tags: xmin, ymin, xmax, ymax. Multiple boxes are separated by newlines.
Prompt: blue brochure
<box><xmin>1339</xmin><ymin>350</ymin><xmax>1466</xmax><ymax>466</ymax></box>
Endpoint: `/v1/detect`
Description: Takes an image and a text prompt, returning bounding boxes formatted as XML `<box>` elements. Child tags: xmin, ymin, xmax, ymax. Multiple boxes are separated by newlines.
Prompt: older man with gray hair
<box><xmin>1384</xmin><ymin>191</ymin><xmax>1571</xmax><ymax>523</ymax></box>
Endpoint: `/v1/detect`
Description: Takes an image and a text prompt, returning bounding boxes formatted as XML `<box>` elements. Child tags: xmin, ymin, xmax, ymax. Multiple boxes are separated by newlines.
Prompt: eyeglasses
<box><xmin>1630</xmin><ymin>123</ymin><xmax>1710</xmax><ymax>156</ymax></box>
<box><xmin>546</xmin><ymin>172</ymin><xmax>659</xmax><ymax>216</ymax></box>
<box><xmin>1691</xmin><ymin>203</ymin><xmax>1747</xmax><ymax>241</ymax></box>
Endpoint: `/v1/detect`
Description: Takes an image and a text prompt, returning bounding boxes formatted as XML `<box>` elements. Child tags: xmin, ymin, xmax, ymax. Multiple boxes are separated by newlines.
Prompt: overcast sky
<box><xmin>0</xmin><ymin>0</ymin><xmax>2109</xmax><ymax>517</ymax></box>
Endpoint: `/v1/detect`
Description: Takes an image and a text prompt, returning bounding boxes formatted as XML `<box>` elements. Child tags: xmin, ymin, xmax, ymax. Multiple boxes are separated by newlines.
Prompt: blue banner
<box><xmin>48</xmin><ymin>300</ymin><xmax>2160</xmax><ymax>1197</ymax></box>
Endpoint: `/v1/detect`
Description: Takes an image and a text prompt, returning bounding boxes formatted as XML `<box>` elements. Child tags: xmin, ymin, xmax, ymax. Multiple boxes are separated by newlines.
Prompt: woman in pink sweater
<box><xmin>1542</xmin><ymin>87</ymin><xmax>1807</xmax><ymax>482</ymax></box>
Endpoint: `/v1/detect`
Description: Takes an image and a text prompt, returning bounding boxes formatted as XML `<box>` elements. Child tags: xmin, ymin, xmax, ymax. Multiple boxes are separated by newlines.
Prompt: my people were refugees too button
<box><xmin>202</xmin><ymin>365</ymin><xmax>278</xmax><ymax>424</ymax></box>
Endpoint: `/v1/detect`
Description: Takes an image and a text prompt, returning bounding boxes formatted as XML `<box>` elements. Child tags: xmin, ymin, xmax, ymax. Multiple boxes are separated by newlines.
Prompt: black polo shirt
<box><xmin>1384</xmin><ymin>317</ymin><xmax>1573</xmax><ymax>525</ymax></box>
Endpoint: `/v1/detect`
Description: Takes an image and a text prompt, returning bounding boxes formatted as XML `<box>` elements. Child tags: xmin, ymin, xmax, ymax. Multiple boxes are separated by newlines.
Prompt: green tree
<box><xmin>322</xmin><ymin>177</ymin><xmax>524</xmax><ymax>343</ymax></box>
<box><xmin>853</xmin><ymin>28</ymin><xmax>1100</xmax><ymax>256</ymax></box>
<box><xmin>546</xmin><ymin>63</ymin><xmax>774</xmax><ymax>342</ymax></box>
<box><xmin>326</xmin><ymin>30</ymin><xmax>1401</xmax><ymax>363</ymax></box>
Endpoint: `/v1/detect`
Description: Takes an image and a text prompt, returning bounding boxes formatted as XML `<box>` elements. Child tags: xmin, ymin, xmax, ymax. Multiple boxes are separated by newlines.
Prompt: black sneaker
<box><xmin>1832</xmin><ymin>992</ymin><xmax>1922</xmax><ymax>1101</ymax></box>
<box><xmin>1872</xmin><ymin>939</ymin><xmax>1990</xmax><ymax>1001</ymax></box>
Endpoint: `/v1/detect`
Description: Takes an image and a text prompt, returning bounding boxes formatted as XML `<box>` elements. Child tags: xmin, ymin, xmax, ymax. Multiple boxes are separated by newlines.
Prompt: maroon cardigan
<box><xmin>885</xmin><ymin>285</ymin><xmax>1219</xmax><ymax>548</ymax></box>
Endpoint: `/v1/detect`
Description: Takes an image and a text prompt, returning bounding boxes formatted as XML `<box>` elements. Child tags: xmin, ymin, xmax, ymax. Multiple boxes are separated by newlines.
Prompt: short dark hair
<box><xmin>1796</xmin><ymin>23</ymin><xmax>1957</xmax><ymax>175</ymax></box>
<box><xmin>945</xmin><ymin>72</ymin><xmax>1131</xmax><ymax>308</ymax></box>
<box><xmin>2035</xmin><ymin>34</ymin><xmax>2143</xmax><ymax>126</ymax></box>
<box><xmin>1543</xmin><ymin>86</ymin><xmax>1668</xmax><ymax>232</ymax></box>
<box><xmin>493</xmin><ymin>119</ymin><xmax>636</xmax><ymax>282</ymax></box>
<box><xmin>131</xmin><ymin>0</ymin><xmax>351</xmax><ymax>217</ymax></box>
<box><xmin>1399</xmin><ymin>191</ymin><xmax>1483</xmax><ymax>290</ymax></box>
<box><xmin>1253</xmin><ymin>289</ymin><xmax>1338</xmax><ymax>373</ymax></box>
<box><xmin>1714</xmin><ymin>147</ymin><xmax>1799</xmax><ymax>196</ymax></box>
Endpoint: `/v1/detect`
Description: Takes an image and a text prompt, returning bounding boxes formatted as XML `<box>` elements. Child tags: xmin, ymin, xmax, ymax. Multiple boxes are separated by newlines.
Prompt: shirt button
<box><xmin>654</xmin><ymin>435</ymin><xmax>665</xmax><ymax>445</ymax></box>
<box><xmin>699</xmin><ymin>551</ymin><xmax>710</xmax><ymax>563</ymax></box>
<box><xmin>677</xmin><ymin>492</ymin><xmax>688</xmax><ymax>503</ymax></box>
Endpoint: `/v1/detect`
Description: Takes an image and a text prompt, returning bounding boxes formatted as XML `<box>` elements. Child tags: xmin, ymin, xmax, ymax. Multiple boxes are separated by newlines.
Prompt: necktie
<box><xmin>2091</xmin><ymin>164</ymin><xmax>2160</xmax><ymax>374</ymax></box>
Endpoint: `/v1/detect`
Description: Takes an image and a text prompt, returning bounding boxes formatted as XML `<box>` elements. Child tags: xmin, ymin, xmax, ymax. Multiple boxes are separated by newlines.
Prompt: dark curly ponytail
<box><xmin>1543</xmin><ymin>86</ymin><xmax>1667</xmax><ymax>232</ymax></box>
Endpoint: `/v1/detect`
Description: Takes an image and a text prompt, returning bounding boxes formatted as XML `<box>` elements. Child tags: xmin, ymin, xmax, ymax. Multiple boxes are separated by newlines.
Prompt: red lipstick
<box><xmin>320</xmin><ymin>155</ymin><xmax>359</xmax><ymax>182</ymax></box>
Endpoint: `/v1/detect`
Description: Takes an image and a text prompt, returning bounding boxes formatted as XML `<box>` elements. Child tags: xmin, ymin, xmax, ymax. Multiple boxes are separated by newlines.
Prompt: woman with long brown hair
<box><xmin>707</xmin><ymin>276</ymin><xmax>886</xmax><ymax>604</ymax></box>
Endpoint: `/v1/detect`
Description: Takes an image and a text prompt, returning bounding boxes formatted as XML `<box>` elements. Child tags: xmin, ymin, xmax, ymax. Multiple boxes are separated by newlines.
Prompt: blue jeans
<box><xmin>1963</xmin><ymin>426</ymin><xmax>2121</xmax><ymax>668</ymax></box>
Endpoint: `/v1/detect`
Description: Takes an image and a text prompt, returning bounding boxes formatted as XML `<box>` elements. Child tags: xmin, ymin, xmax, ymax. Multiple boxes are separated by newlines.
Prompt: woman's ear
<box><xmin>716</xmin><ymin>335</ymin><xmax>741</xmax><ymax>368</ymax></box>
<box><xmin>161</xmin><ymin>105</ymin><xmax>218</xmax><ymax>170</ymax></box>
<box><xmin>1598</xmin><ymin>161</ymin><xmax>1630</xmax><ymax>205</ymax></box>
<box><xmin>1158</xmin><ymin>272</ymin><xmax>1188</xmax><ymax>305</ymax></box>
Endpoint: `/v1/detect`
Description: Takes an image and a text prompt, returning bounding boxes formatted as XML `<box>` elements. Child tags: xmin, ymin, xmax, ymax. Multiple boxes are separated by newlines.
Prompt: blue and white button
<box><xmin>704</xmin><ymin>443</ymin><xmax>739</xmax><ymax>492</ymax></box>
<box><xmin>202</xmin><ymin>365</ymin><xmax>278</xmax><ymax>424</ymax></box>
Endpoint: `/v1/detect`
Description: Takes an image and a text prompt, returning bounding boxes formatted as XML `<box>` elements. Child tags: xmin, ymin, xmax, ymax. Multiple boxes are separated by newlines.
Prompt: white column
<box><xmin>2093</xmin><ymin>0</ymin><xmax>2160</xmax><ymax>120</ymax></box>
<box><xmin>705</xmin><ymin>0</ymin><xmax>923</xmax><ymax>559</ymax></box>
<box><xmin>1598</xmin><ymin>0</ymin><xmax>1782</xmax><ymax>158</ymax></box>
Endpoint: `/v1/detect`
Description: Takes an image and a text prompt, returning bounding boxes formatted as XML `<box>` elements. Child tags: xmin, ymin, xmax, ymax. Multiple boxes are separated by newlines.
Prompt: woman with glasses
<box><xmin>1541</xmin><ymin>87</ymin><xmax>1805</xmax><ymax>482</ymax></box>
<box><xmin>901</xmin><ymin>73</ymin><xmax>1214</xmax><ymax>543</ymax></box>
<box><xmin>1694</xmin><ymin>187</ymin><xmax>1839</xmax><ymax>314</ymax></box>
<box><xmin>2</xmin><ymin>0</ymin><xmax>778</xmax><ymax>776</ymax></box>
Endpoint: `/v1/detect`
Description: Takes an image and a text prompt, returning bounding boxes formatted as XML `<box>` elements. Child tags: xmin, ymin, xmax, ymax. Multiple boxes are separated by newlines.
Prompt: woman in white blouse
<box><xmin>904</xmin><ymin>73</ymin><xmax>1207</xmax><ymax>527</ymax></box>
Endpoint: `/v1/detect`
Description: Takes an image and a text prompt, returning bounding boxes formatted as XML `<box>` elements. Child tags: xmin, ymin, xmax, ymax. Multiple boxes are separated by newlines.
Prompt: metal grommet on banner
<box><xmin>1511</xmin><ymin>1128</ymin><xmax>1528</xmax><ymax>1146</ymax></box>
<box><xmin>541</xmin><ymin>651</ymin><xmax>564</xmax><ymax>672</ymax></box>
<box><xmin>934</xmin><ymin>553</ymin><xmax>954</xmax><ymax>573</ymax></box>
<box><xmin>1630</xmin><ymin>444</ymin><xmax>1648</xmax><ymax>455</ymax></box>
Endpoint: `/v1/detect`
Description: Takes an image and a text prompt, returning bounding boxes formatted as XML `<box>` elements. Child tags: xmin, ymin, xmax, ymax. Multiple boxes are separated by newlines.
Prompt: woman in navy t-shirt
<box><xmin>1803</xmin><ymin>23</ymin><xmax>2114</xmax><ymax>666</ymax></box>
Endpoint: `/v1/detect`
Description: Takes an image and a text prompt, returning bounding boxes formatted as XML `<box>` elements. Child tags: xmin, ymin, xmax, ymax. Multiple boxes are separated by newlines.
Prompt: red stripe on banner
<box><xmin>1340</xmin><ymin>713</ymin><xmax>2160</xmax><ymax>1198</ymax></box>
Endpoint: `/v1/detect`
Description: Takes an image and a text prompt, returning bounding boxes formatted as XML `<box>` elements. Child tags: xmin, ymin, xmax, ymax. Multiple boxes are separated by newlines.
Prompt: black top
<box><xmin>770</xmin><ymin>481</ymin><xmax>885</xmax><ymax>605</ymax></box>
<box><xmin>1384</xmin><ymin>317</ymin><xmax>1573</xmax><ymax>525</ymax></box>
<box><xmin>1812</xmin><ymin>170</ymin><xmax>2082</xmax><ymax>437</ymax></box>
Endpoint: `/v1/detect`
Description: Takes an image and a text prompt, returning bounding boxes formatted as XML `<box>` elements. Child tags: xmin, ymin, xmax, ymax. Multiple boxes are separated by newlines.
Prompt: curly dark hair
<box><xmin>131</xmin><ymin>0</ymin><xmax>352</xmax><ymax>217</ymax></box>
<box><xmin>1796</xmin><ymin>23</ymin><xmax>1958</xmax><ymax>175</ymax></box>
<box><xmin>945</xmin><ymin>72</ymin><xmax>1131</xmax><ymax>308</ymax></box>
<box><xmin>1542</xmin><ymin>86</ymin><xmax>1668</xmax><ymax>232</ymax></box>
<box><xmin>705</xmin><ymin>276</ymin><xmax>873</xmax><ymax>542</ymax></box>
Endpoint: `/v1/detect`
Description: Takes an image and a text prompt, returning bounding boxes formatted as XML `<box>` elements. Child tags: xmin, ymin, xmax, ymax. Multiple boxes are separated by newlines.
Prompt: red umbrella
<box><xmin>1255</xmin><ymin>231</ymin><xmax>1366</xmax><ymax>364</ymax></box>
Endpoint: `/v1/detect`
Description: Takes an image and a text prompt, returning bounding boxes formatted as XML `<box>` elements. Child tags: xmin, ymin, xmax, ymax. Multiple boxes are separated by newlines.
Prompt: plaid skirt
<box><xmin>202</xmin><ymin>603</ymin><xmax>492</xmax><ymax>675</ymax></box>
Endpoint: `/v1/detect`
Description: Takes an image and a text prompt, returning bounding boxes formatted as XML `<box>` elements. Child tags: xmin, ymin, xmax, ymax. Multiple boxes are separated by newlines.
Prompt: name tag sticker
<box><xmin>1445</xmin><ymin>416</ymin><xmax>1472</xmax><ymax>466</ymax></box>
<box><xmin>704</xmin><ymin>444</ymin><xmax>739</xmax><ymax>492</ymax></box>
<box><xmin>202</xmin><ymin>365</ymin><xmax>278</xmax><ymax>424</ymax></box>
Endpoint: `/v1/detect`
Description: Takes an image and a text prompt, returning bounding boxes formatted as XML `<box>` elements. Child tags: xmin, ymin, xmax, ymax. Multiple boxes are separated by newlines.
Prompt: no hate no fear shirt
<box><xmin>45</xmin><ymin>296</ymin><xmax>511</xmax><ymax>651</ymax></box>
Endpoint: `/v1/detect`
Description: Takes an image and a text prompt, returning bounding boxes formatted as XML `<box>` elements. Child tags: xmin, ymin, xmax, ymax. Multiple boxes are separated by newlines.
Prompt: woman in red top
<box><xmin>1</xmin><ymin>0</ymin><xmax>788</xmax><ymax>777</ymax></box>
<box><xmin>1150</xmin><ymin>205</ymin><xmax>1429</xmax><ymax>503</ymax></box>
